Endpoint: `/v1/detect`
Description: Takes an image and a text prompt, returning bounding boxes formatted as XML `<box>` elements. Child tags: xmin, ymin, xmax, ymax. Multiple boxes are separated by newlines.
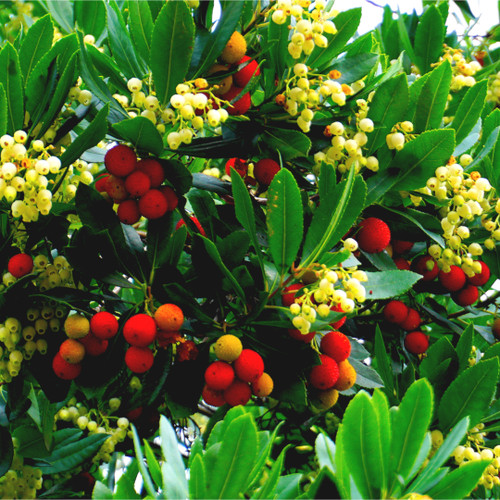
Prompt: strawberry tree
<box><xmin>0</xmin><ymin>0</ymin><xmax>500</xmax><ymax>498</ymax></box>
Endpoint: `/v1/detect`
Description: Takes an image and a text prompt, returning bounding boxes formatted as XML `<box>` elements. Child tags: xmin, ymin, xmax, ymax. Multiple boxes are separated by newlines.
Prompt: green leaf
<box><xmin>363</xmin><ymin>270</ymin><xmax>422</xmax><ymax>300</ymax></box>
<box><xmin>450</xmin><ymin>79</ymin><xmax>488</xmax><ymax>145</ymax></box>
<box><xmin>143</xmin><ymin>440</ymin><xmax>162</xmax><ymax>489</ymax></box>
<box><xmin>413</xmin><ymin>5</ymin><xmax>445</xmax><ymax>74</ymax></box>
<box><xmin>455</xmin><ymin>323</ymin><xmax>474</xmax><ymax>373</ymax></box>
<box><xmin>150</xmin><ymin>1</ymin><xmax>195</xmax><ymax>107</ymax></box>
<box><xmin>128</xmin><ymin>0</ymin><xmax>154</xmax><ymax>64</ymax></box>
<box><xmin>374</xmin><ymin>326</ymin><xmax>395</xmax><ymax>397</ymax></box>
<box><xmin>38</xmin><ymin>0</ymin><xmax>73</xmax><ymax>33</ymax></box>
<box><xmin>315</xmin><ymin>433</ymin><xmax>336</xmax><ymax>474</ymax></box>
<box><xmin>438</xmin><ymin>357</ymin><xmax>500</xmax><ymax>432</ymax></box>
<box><xmin>92</xmin><ymin>481</ymin><xmax>113</xmax><ymax>499</ymax></box>
<box><xmin>75</xmin><ymin>0</ymin><xmax>106</xmax><ymax>38</ymax></box>
<box><xmin>189</xmin><ymin>454</ymin><xmax>206</xmax><ymax>499</ymax></box>
<box><xmin>0</xmin><ymin>84</ymin><xmax>8</xmax><ymax>137</ymax></box>
<box><xmin>350</xmin><ymin>358</ymin><xmax>384</xmax><ymax>389</ymax></box>
<box><xmin>114</xmin><ymin>459</ymin><xmax>140</xmax><ymax>499</ymax></box>
<box><xmin>274</xmin><ymin>474</ymin><xmax>302</xmax><ymax>499</ymax></box>
<box><xmin>329</xmin><ymin>53</ymin><xmax>379</xmax><ymax>85</ymax></box>
<box><xmin>0</xmin><ymin>42</ymin><xmax>24</xmax><ymax>134</ymax></box>
<box><xmin>0</xmin><ymin>426</ymin><xmax>13</xmax><ymax>477</ymax></box>
<box><xmin>414</xmin><ymin>60</ymin><xmax>452</xmax><ymax>133</ymax></box>
<box><xmin>112</xmin><ymin>116</ymin><xmax>163</xmax><ymax>156</ymax></box>
<box><xmin>256</xmin><ymin>447</ymin><xmax>287</xmax><ymax>499</ymax></box>
<box><xmin>19</xmin><ymin>14</ymin><xmax>54</xmax><ymax>80</ymax></box>
<box><xmin>372</xmin><ymin>390</ymin><xmax>391</xmax><ymax>496</ymax></box>
<box><xmin>420</xmin><ymin>337</ymin><xmax>458</xmax><ymax>385</ymax></box>
<box><xmin>131</xmin><ymin>424</ymin><xmax>156</xmax><ymax>498</ymax></box>
<box><xmin>206</xmin><ymin>413</ymin><xmax>258</xmax><ymax>499</ymax></box>
<box><xmin>266</xmin><ymin>169</ymin><xmax>303</xmax><ymax>277</ymax></box>
<box><xmin>262</xmin><ymin>129</ymin><xmax>311</xmax><ymax>160</ymax></box>
<box><xmin>267</xmin><ymin>20</ymin><xmax>290</xmax><ymax>80</ymax></box>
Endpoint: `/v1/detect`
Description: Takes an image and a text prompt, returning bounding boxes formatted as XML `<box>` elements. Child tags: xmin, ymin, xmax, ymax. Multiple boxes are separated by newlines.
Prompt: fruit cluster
<box><xmin>225</xmin><ymin>157</ymin><xmax>281</xmax><ymax>188</ymax></box>
<box><xmin>0</xmin><ymin>455</ymin><xmax>43</xmax><ymax>499</ymax></box>
<box><xmin>97</xmin><ymin>144</ymin><xmax>178</xmax><ymax>224</ymax></box>
<box><xmin>202</xmin><ymin>334</ymin><xmax>273</xmax><ymax>407</ymax></box>
<box><xmin>386</xmin><ymin>120</ymin><xmax>415</xmax><ymax>152</ymax></box>
<box><xmin>439</xmin><ymin>45</ymin><xmax>482</xmax><ymax>92</ymax></box>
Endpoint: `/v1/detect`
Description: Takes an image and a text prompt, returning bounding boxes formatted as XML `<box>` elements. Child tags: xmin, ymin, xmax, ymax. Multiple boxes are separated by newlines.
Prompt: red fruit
<box><xmin>175</xmin><ymin>216</ymin><xmax>206</xmax><ymax>236</ymax></box>
<box><xmin>202</xmin><ymin>385</ymin><xmax>226</xmax><ymax>407</ymax></box>
<box><xmin>411</xmin><ymin>255</ymin><xmax>439</xmax><ymax>281</ymax></box>
<box><xmin>204</xmin><ymin>361</ymin><xmax>235</xmax><ymax>390</ymax></box>
<box><xmin>404</xmin><ymin>331</ymin><xmax>429</xmax><ymax>354</ymax></box>
<box><xmin>8</xmin><ymin>253</ymin><xmax>33</xmax><ymax>278</ymax></box>
<box><xmin>105</xmin><ymin>175</ymin><xmax>128</xmax><ymax>202</ymax></box>
<box><xmin>224</xmin><ymin>379</ymin><xmax>252</xmax><ymax>407</ymax></box>
<box><xmin>391</xmin><ymin>240</ymin><xmax>414</xmax><ymax>255</ymax></box>
<box><xmin>126</xmin><ymin>407</ymin><xmax>143</xmax><ymax>421</ymax></box>
<box><xmin>452</xmin><ymin>285</ymin><xmax>479</xmax><ymax>307</ymax></box>
<box><xmin>320</xmin><ymin>331</ymin><xmax>351</xmax><ymax>363</ymax></box>
<box><xmin>136</xmin><ymin>158</ymin><xmax>165</xmax><ymax>187</ymax></box>
<box><xmin>104</xmin><ymin>144</ymin><xmax>137</xmax><ymax>177</ymax></box>
<box><xmin>221</xmin><ymin>86</ymin><xmax>251</xmax><ymax>115</ymax></box>
<box><xmin>399</xmin><ymin>308</ymin><xmax>421</xmax><ymax>331</ymax></box>
<box><xmin>138</xmin><ymin>189</ymin><xmax>168</xmax><ymax>219</ymax></box>
<box><xmin>467</xmin><ymin>261</ymin><xmax>491</xmax><ymax>286</ymax></box>
<box><xmin>52</xmin><ymin>352</ymin><xmax>81</xmax><ymax>380</ymax></box>
<box><xmin>309</xmin><ymin>354</ymin><xmax>339</xmax><ymax>390</ymax></box>
<box><xmin>159</xmin><ymin>186</ymin><xmax>178</xmax><ymax>211</ymax></box>
<box><xmin>288</xmin><ymin>328</ymin><xmax>316</xmax><ymax>342</ymax></box>
<box><xmin>438</xmin><ymin>265</ymin><xmax>466</xmax><ymax>292</ymax></box>
<box><xmin>125</xmin><ymin>170</ymin><xmax>151</xmax><ymax>197</ymax></box>
<box><xmin>234</xmin><ymin>56</ymin><xmax>261</xmax><ymax>87</ymax></box>
<box><xmin>282</xmin><ymin>283</ymin><xmax>302</xmax><ymax>307</ymax></box>
<box><xmin>330</xmin><ymin>303</ymin><xmax>346</xmax><ymax>329</ymax></box>
<box><xmin>225</xmin><ymin>158</ymin><xmax>248</xmax><ymax>177</ymax></box>
<box><xmin>254</xmin><ymin>158</ymin><xmax>280</xmax><ymax>186</ymax></box>
<box><xmin>234</xmin><ymin>349</ymin><xmax>264</xmax><ymax>383</ymax></box>
<box><xmin>125</xmin><ymin>346</ymin><xmax>154</xmax><ymax>373</ymax></box>
<box><xmin>393</xmin><ymin>258</ymin><xmax>411</xmax><ymax>271</ymax></box>
<box><xmin>177</xmin><ymin>340</ymin><xmax>198</xmax><ymax>362</ymax></box>
<box><xmin>383</xmin><ymin>300</ymin><xmax>409</xmax><ymax>324</ymax></box>
<box><xmin>79</xmin><ymin>332</ymin><xmax>108</xmax><ymax>356</ymax></box>
<box><xmin>117</xmin><ymin>199</ymin><xmax>141</xmax><ymax>225</ymax></box>
<box><xmin>356</xmin><ymin>218</ymin><xmax>391</xmax><ymax>253</ymax></box>
<box><xmin>95</xmin><ymin>174</ymin><xmax>110</xmax><ymax>192</ymax></box>
<box><xmin>123</xmin><ymin>314</ymin><xmax>157</xmax><ymax>347</ymax></box>
<box><xmin>90</xmin><ymin>311</ymin><xmax>119</xmax><ymax>340</ymax></box>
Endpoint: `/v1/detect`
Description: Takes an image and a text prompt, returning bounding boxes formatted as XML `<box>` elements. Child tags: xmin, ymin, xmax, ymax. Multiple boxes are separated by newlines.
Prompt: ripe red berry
<box><xmin>329</xmin><ymin>303</ymin><xmax>347</xmax><ymax>329</ymax></box>
<box><xmin>204</xmin><ymin>361</ymin><xmax>235</xmax><ymax>390</ymax></box>
<box><xmin>123</xmin><ymin>314</ymin><xmax>157</xmax><ymax>347</ymax></box>
<box><xmin>399</xmin><ymin>308</ymin><xmax>421</xmax><ymax>331</ymax></box>
<box><xmin>383</xmin><ymin>300</ymin><xmax>409</xmax><ymax>324</ymax></box>
<box><xmin>159</xmin><ymin>186</ymin><xmax>178</xmax><ymax>211</ymax></box>
<box><xmin>411</xmin><ymin>255</ymin><xmax>439</xmax><ymax>281</ymax></box>
<box><xmin>356</xmin><ymin>218</ymin><xmax>391</xmax><ymax>253</ymax></box>
<box><xmin>492</xmin><ymin>318</ymin><xmax>500</xmax><ymax>340</ymax></box>
<box><xmin>393</xmin><ymin>257</ymin><xmax>411</xmax><ymax>271</ymax></box>
<box><xmin>254</xmin><ymin>158</ymin><xmax>280</xmax><ymax>186</ymax></box>
<box><xmin>138</xmin><ymin>189</ymin><xmax>168</xmax><ymax>219</ymax></box>
<box><xmin>288</xmin><ymin>328</ymin><xmax>316</xmax><ymax>342</ymax></box>
<box><xmin>282</xmin><ymin>283</ymin><xmax>302</xmax><ymax>307</ymax></box>
<box><xmin>95</xmin><ymin>174</ymin><xmax>110</xmax><ymax>192</ymax></box>
<box><xmin>79</xmin><ymin>332</ymin><xmax>108</xmax><ymax>356</ymax></box>
<box><xmin>175</xmin><ymin>216</ymin><xmax>206</xmax><ymax>236</ymax></box>
<box><xmin>117</xmin><ymin>199</ymin><xmax>141</xmax><ymax>225</ymax></box>
<box><xmin>105</xmin><ymin>175</ymin><xmax>128</xmax><ymax>202</ymax></box>
<box><xmin>8</xmin><ymin>253</ymin><xmax>33</xmax><ymax>278</ymax></box>
<box><xmin>234</xmin><ymin>349</ymin><xmax>264</xmax><ymax>383</ymax></box>
<box><xmin>125</xmin><ymin>170</ymin><xmax>151</xmax><ymax>197</ymax></box>
<box><xmin>202</xmin><ymin>385</ymin><xmax>226</xmax><ymax>407</ymax></box>
<box><xmin>125</xmin><ymin>346</ymin><xmax>154</xmax><ymax>373</ymax></box>
<box><xmin>234</xmin><ymin>56</ymin><xmax>260</xmax><ymax>87</ymax></box>
<box><xmin>391</xmin><ymin>240</ymin><xmax>414</xmax><ymax>255</ymax></box>
<box><xmin>136</xmin><ymin>158</ymin><xmax>165</xmax><ymax>187</ymax></box>
<box><xmin>90</xmin><ymin>311</ymin><xmax>119</xmax><ymax>340</ymax></box>
<box><xmin>320</xmin><ymin>331</ymin><xmax>351</xmax><ymax>363</ymax></box>
<box><xmin>104</xmin><ymin>144</ymin><xmax>137</xmax><ymax>177</ymax></box>
<box><xmin>225</xmin><ymin>157</ymin><xmax>248</xmax><ymax>177</ymax></box>
<box><xmin>309</xmin><ymin>354</ymin><xmax>339</xmax><ymax>390</ymax></box>
<box><xmin>221</xmin><ymin>86</ymin><xmax>251</xmax><ymax>115</ymax></box>
<box><xmin>404</xmin><ymin>331</ymin><xmax>429</xmax><ymax>354</ymax></box>
<box><xmin>452</xmin><ymin>284</ymin><xmax>479</xmax><ymax>307</ymax></box>
<box><xmin>52</xmin><ymin>352</ymin><xmax>81</xmax><ymax>380</ymax></box>
<box><xmin>223</xmin><ymin>379</ymin><xmax>252</xmax><ymax>407</ymax></box>
<box><xmin>438</xmin><ymin>265</ymin><xmax>466</xmax><ymax>292</ymax></box>
<box><xmin>467</xmin><ymin>261</ymin><xmax>491</xmax><ymax>286</ymax></box>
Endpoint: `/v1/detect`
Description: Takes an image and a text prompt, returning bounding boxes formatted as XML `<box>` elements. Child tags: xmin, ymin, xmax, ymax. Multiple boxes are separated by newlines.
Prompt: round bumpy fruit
<box><xmin>411</xmin><ymin>255</ymin><xmax>439</xmax><ymax>281</ymax></box>
<box><xmin>234</xmin><ymin>56</ymin><xmax>261</xmax><ymax>87</ymax></box>
<box><xmin>399</xmin><ymin>308</ymin><xmax>421</xmax><ymax>331</ymax></box>
<box><xmin>138</xmin><ymin>189</ymin><xmax>168</xmax><ymax>219</ymax></box>
<box><xmin>288</xmin><ymin>328</ymin><xmax>316</xmax><ymax>342</ymax></box>
<box><xmin>383</xmin><ymin>300</ymin><xmax>409</xmax><ymax>324</ymax></box>
<box><xmin>208</xmin><ymin>64</ymin><xmax>233</xmax><ymax>96</ymax></box>
<box><xmin>452</xmin><ymin>284</ymin><xmax>479</xmax><ymax>307</ymax></box>
<box><xmin>492</xmin><ymin>318</ymin><xmax>500</xmax><ymax>340</ymax></box>
<box><xmin>225</xmin><ymin>157</ymin><xmax>248</xmax><ymax>178</ymax></box>
<box><xmin>311</xmin><ymin>387</ymin><xmax>339</xmax><ymax>410</ymax></box>
<box><xmin>391</xmin><ymin>240</ymin><xmax>414</xmax><ymax>255</ymax></box>
<box><xmin>222</xmin><ymin>86</ymin><xmax>251</xmax><ymax>116</ymax></box>
<box><xmin>8</xmin><ymin>253</ymin><xmax>34</xmax><ymax>278</ymax></box>
<box><xmin>52</xmin><ymin>352</ymin><xmax>81</xmax><ymax>380</ymax></box>
<box><xmin>234</xmin><ymin>349</ymin><xmax>264</xmax><ymax>383</ymax></box>
<box><xmin>64</xmin><ymin>313</ymin><xmax>90</xmax><ymax>339</ymax></box>
<box><xmin>104</xmin><ymin>144</ymin><xmax>137</xmax><ymax>177</ymax></box>
<box><xmin>394</xmin><ymin>257</ymin><xmax>411</xmax><ymax>270</ymax></box>
<box><xmin>202</xmin><ymin>385</ymin><xmax>226</xmax><ymax>407</ymax></box>
<box><xmin>79</xmin><ymin>332</ymin><xmax>108</xmax><ymax>356</ymax></box>
<box><xmin>90</xmin><ymin>311</ymin><xmax>119</xmax><ymax>340</ymax></box>
<box><xmin>282</xmin><ymin>283</ymin><xmax>302</xmax><ymax>307</ymax></box>
<box><xmin>59</xmin><ymin>338</ymin><xmax>85</xmax><ymax>364</ymax></box>
<box><xmin>214</xmin><ymin>334</ymin><xmax>243</xmax><ymax>362</ymax></box>
<box><xmin>154</xmin><ymin>303</ymin><xmax>184</xmax><ymax>332</ymax></box>
<box><xmin>320</xmin><ymin>331</ymin><xmax>351</xmax><ymax>363</ymax></box>
<box><xmin>251</xmin><ymin>372</ymin><xmax>274</xmax><ymax>397</ymax></box>
<box><xmin>125</xmin><ymin>170</ymin><xmax>151</xmax><ymax>197</ymax></box>
<box><xmin>204</xmin><ymin>361</ymin><xmax>235</xmax><ymax>390</ymax></box>
<box><xmin>404</xmin><ymin>331</ymin><xmax>429</xmax><ymax>355</ymax></box>
<box><xmin>136</xmin><ymin>158</ymin><xmax>165</xmax><ymax>187</ymax></box>
<box><xmin>123</xmin><ymin>314</ymin><xmax>157</xmax><ymax>347</ymax></box>
<box><xmin>95</xmin><ymin>174</ymin><xmax>109</xmax><ymax>192</ymax></box>
<box><xmin>356</xmin><ymin>218</ymin><xmax>391</xmax><ymax>253</ymax></box>
<box><xmin>221</xmin><ymin>31</ymin><xmax>247</xmax><ymax>64</ymax></box>
<box><xmin>159</xmin><ymin>186</ymin><xmax>178</xmax><ymax>211</ymax></box>
<box><xmin>467</xmin><ymin>261</ymin><xmax>491</xmax><ymax>286</ymax></box>
<box><xmin>105</xmin><ymin>175</ymin><xmax>128</xmax><ymax>202</ymax></box>
<box><xmin>254</xmin><ymin>158</ymin><xmax>280</xmax><ymax>186</ymax></box>
<box><xmin>333</xmin><ymin>360</ymin><xmax>357</xmax><ymax>391</ymax></box>
<box><xmin>175</xmin><ymin>216</ymin><xmax>206</xmax><ymax>236</ymax></box>
<box><xmin>125</xmin><ymin>346</ymin><xmax>154</xmax><ymax>373</ymax></box>
<box><xmin>438</xmin><ymin>265</ymin><xmax>466</xmax><ymax>292</ymax></box>
<box><xmin>224</xmin><ymin>379</ymin><xmax>252</xmax><ymax>407</ymax></box>
<box><xmin>117</xmin><ymin>199</ymin><xmax>141</xmax><ymax>225</ymax></box>
<box><xmin>309</xmin><ymin>354</ymin><xmax>339</xmax><ymax>390</ymax></box>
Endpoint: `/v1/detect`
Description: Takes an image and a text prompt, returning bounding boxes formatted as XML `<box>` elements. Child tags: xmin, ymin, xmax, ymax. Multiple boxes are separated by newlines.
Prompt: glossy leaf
<box><xmin>256</xmin><ymin>447</ymin><xmax>287</xmax><ymax>499</ymax></box>
<box><xmin>128</xmin><ymin>0</ymin><xmax>154</xmax><ymax>64</ymax></box>
<box><xmin>131</xmin><ymin>425</ymin><xmax>156</xmax><ymax>498</ymax></box>
<box><xmin>189</xmin><ymin>454</ymin><xmax>206</xmax><ymax>500</ymax></box>
<box><xmin>363</xmin><ymin>270</ymin><xmax>421</xmax><ymax>300</ymax></box>
<box><xmin>0</xmin><ymin>84</ymin><xmax>7</xmax><ymax>137</ymax></box>
<box><xmin>350</xmin><ymin>358</ymin><xmax>384</xmax><ymax>389</ymax></box>
<box><xmin>38</xmin><ymin>0</ymin><xmax>73</xmax><ymax>33</ymax></box>
<box><xmin>373</xmin><ymin>326</ymin><xmax>395</xmax><ymax>397</ymax></box>
<box><xmin>413</xmin><ymin>5</ymin><xmax>445</xmax><ymax>74</ymax></box>
<box><xmin>267</xmin><ymin>20</ymin><xmax>290</xmax><ymax>79</ymax></box>
<box><xmin>143</xmin><ymin>440</ymin><xmax>162</xmax><ymax>489</ymax></box>
<box><xmin>75</xmin><ymin>0</ymin><xmax>106</xmax><ymax>38</ymax></box>
<box><xmin>112</xmin><ymin>116</ymin><xmax>163</xmax><ymax>156</ymax></box>
<box><xmin>329</xmin><ymin>53</ymin><xmax>379</xmax><ymax>85</ymax></box>
<box><xmin>262</xmin><ymin>129</ymin><xmax>311</xmax><ymax>160</ymax></box>
<box><xmin>455</xmin><ymin>323</ymin><xmax>474</xmax><ymax>374</ymax></box>
<box><xmin>274</xmin><ymin>474</ymin><xmax>302</xmax><ymax>499</ymax></box>
<box><xmin>316</xmin><ymin>433</ymin><xmax>336</xmax><ymax>474</ymax></box>
<box><xmin>419</xmin><ymin>337</ymin><xmax>457</xmax><ymax>385</ymax></box>
<box><xmin>0</xmin><ymin>43</ymin><xmax>24</xmax><ymax>134</ymax></box>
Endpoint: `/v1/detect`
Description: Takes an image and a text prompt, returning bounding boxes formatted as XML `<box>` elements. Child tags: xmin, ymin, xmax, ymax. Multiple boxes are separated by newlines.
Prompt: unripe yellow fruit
<box><xmin>64</xmin><ymin>313</ymin><xmax>90</xmax><ymax>339</ymax></box>
<box><xmin>221</xmin><ymin>31</ymin><xmax>247</xmax><ymax>64</ymax></box>
<box><xmin>214</xmin><ymin>334</ymin><xmax>243</xmax><ymax>362</ymax></box>
<box><xmin>311</xmin><ymin>387</ymin><xmax>339</xmax><ymax>410</ymax></box>
<box><xmin>333</xmin><ymin>360</ymin><xmax>356</xmax><ymax>391</ymax></box>
<box><xmin>251</xmin><ymin>372</ymin><xmax>274</xmax><ymax>397</ymax></box>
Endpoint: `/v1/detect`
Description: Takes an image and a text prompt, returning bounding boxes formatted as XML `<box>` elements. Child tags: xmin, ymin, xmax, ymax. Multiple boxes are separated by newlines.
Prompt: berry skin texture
<box><xmin>138</xmin><ymin>189</ymin><xmax>168</xmax><ymax>219</ymax></box>
<box><xmin>288</xmin><ymin>328</ymin><xmax>316</xmax><ymax>342</ymax></box>
<box><xmin>136</xmin><ymin>158</ymin><xmax>165</xmax><ymax>187</ymax></box>
<box><xmin>356</xmin><ymin>218</ymin><xmax>391</xmax><ymax>253</ymax></box>
<box><xmin>221</xmin><ymin>31</ymin><xmax>247</xmax><ymax>64</ymax></box>
<box><xmin>383</xmin><ymin>300</ymin><xmax>409</xmax><ymax>324</ymax></box>
<box><xmin>159</xmin><ymin>186</ymin><xmax>178</xmax><ymax>211</ymax></box>
<box><xmin>214</xmin><ymin>334</ymin><xmax>243</xmax><ymax>362</ymax></box>
<box><xmin>399</xmin><ymin>308</ymin><xmax>421</xmax><ymax>331</ymax></box>
<box><xmin>117</xmin><ymin>199</ymin><xmax>141</xmax><ymax>225</ymax></box>
<box><xmin>467</xmin><ymin>261</ymin><xmax>491</xmax><ymax>286</ymax></box>
<box><xmin>224</xmin><ymin>379</ymin><xmax>252</xmax><ymax>407</ymax></box>
<box><xmin>225</xmin><ymin>158</ymin><xmax>248</xmax><ymax>178</ymax></box>
<box><xmin>95</xmin><ymin>174</ymin><xmax>110</xmax><ymax>192</ymax></box>
<box><xmin>154</xmin><ymin>303</ymin><xmax>184</xmax><ymax>331</ymax></box>
<box><xmin>404</xmin><ymin>331</ymin><xmax>429</xmax><ymax>355</ymax></box>
<box><xmin>59</xmin><ymin>338</ymin><xmax>85</xmax><ymax>364</ymax></box>
<box><xmin>438</xmin><ymin>265</ymin><xmax>466</xmax><ymax>292</ymax></box>
<box><xmin>251</xmin><ymin>372</ymin><xmax>274</xmax><ymax>397</ymax></box>
<box><xmin>254</xmin><ymin>158</ymin><xmax>280</xmax><ymax>186</ymax></box>
<box><xmin>202</xmin><ymin>385</ymin><xmax>226</xmax><ymax>407</ymax></box>
<box><xmin>282</xmin><ymin>283</ymin><xmax>302</xmax><ymax>307</ymax></box>
<box><xmin>125</xmin><ymin>346</ymin><xmax>154</xmax><ymax>373</ymax></box>
<box><xmin>222</xmin><ymin>86</ymin><xmax>251</xmax><ymax>115</ymax></box>
<box><xmin>234</xmin><ymin>56</ymin><xmax>260</xmax><ymax>87</ymax></box>
<box><xmin>320</xmin><ymin>331</ymin><xmax>351</xmax><ymax>363</ymax></box>
<box><xmin>64</xmin><ymin>313</ymin><xmax>90</xmax><ymax>339</ymax></box>
<box><xmin>125</xmin><ymin>170</ymin><xmax>151</xmax><ymax>197</ymax></box>
<box><xmin>311</xmin><ymin>387</ymin><xmax>339</xmax><ymax>410</ymax></box>
<box><xmin>79</xmin><ymin>332</ymin><xmax>108</xmax><ymax>356</ymax></box>
<box><xmin>104</xmin><ymin>144</ymin><xmax>137</xmax><ymax>177</ymax></box>
<box><xmin>90</xmin><ymin>311</ymin><xmax>119</xmax><ymax>340</ymax></box>
<box><xmin>393</xmin><ymin>257</ymin><xmax>411</xmax><ymax>271</ymax></box>
<box><xmin>204</xmin><ymin>361</ymin><xmax>235</xmax><ymax>390</ymax></box>
<box><xmin>175</xmin><ymin>216</ymin><xmax>206</xmax><ymax>236</ymax></box>
<box><xmin>452</xmin><ymin>284</ymin><xmax>479</xmax><ymax>307</ymax></box>
<box><xmin>8</xmin><ymin>253</ymin><xmax>33</xmax><ymax>278</ymax></box>
<box><xmin>333</xmin><ymin>360</ymin><xmax>357</xmax><ymax>391</ymax></box>
<box><xmin>105</xmin><ymin>175</ymin><xmax>129</xmax><ymax>203</ymax></box>
<box><xmin>234</xmin><ymin>349</ymin><xmax>265</xmax><ymax>383</ymax></box>
<box><xmin>492</xmin><ymin>318</ymin><xmax>500</xmax><ymax>340</ymax></box>
<box><xmin>52</xmin><ymin>352</ymin><xmax>81</xmax><ymax>380</ymax></box>
<box><xmin>391</xmin><ymin>240</ymin><xmax>414</xmax><ymax>255</ymax></box>
<box><xmin>411</xmin><ymin>255</ymin><xmax>439</xmax><ymax>281</ymax></box>
<box><xmin>208</xmin><ymin>64</ymin><xmax>233</xmax><ymax>96</ymax></box>
<box><xmin>123</xmin><ymin>314</ymin><xmax>157</xmax><ymax>347</ymax></box>
<box><xmin>309</xmin><ymin>354</ymin><xmax>339</xmax><ymax>390</ymax></box>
